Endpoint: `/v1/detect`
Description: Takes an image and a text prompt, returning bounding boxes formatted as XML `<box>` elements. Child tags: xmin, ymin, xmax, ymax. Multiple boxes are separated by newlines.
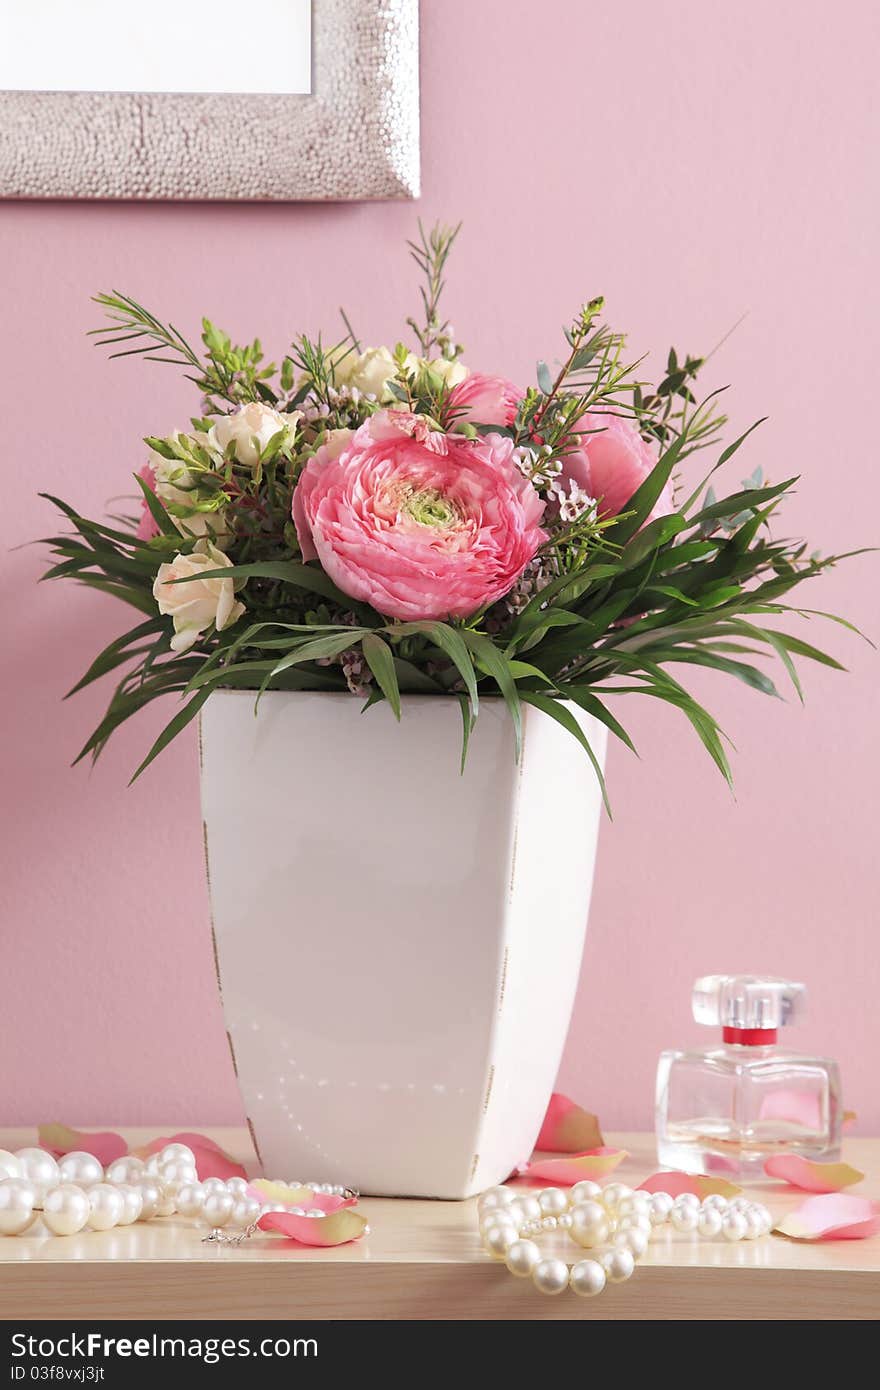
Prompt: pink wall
<box><xmin>3</xmin><ymin>1</ymin><xmax>879</xmax><ymax>1134</ymax></box>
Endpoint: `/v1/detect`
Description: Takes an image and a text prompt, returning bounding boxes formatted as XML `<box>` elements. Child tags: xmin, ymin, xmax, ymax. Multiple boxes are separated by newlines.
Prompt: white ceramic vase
<box><xmin>199</xmin><ymin>691</ymin><xmax>606</xmax><ymax>1198</ymax></box>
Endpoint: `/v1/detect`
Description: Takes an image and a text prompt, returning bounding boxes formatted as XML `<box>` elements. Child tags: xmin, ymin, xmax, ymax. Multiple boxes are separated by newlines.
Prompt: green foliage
<box><xmin>38</xmin><ymin>226</ymin><xmax>865</xmax><ymax>800</ymax></box>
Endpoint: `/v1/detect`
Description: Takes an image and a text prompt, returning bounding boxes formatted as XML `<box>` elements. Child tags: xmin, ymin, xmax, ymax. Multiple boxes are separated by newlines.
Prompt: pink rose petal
<box><xmin>517</xmin><ymin>1147</ymin><xmax>628</xmax><ymax>1185</ymax></box>
<box><xmin>258</xmin><ymin>1208</ymin><xmax>368</xmax><ymax>1246</ymax></box>
<box><xmin>38</xmin><ymin>1124</ymin><xmax>128</xmax><ymax>1166</ymax></box>
<box><xmin>535</xmin><ymin>1093</ymin><xmax>603</xmax><ymax>1153</ymax></box>
<box><xmin>774</xmin><ymin>1193</ymin><xmax>880</xmax><ymax>1241</ymax></box>
<box><xmin>637</xmin><ymin>1171</ymin><xmax>742</xmax><ymax>1199</ymax></box>
<box><xmin>764</xmin><ymin>1155</ymin><xmax>865</xmax><ymax>1193</ymax></box>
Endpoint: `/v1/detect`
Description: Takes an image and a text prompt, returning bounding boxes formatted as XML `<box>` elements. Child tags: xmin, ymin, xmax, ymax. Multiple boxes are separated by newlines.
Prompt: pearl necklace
<box><xmin>0</xmin><ymin>1144</ymin><xmax>358</xmax><ymax>1240</ymax></box>
<box><xmin>478</xmin><ymin>1180</ymin><xmax>774</xmax><ymax>1297</ymax></box>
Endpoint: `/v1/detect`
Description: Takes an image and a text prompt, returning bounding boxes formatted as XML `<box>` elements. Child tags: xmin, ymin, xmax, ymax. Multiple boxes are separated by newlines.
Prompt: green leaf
<box><xmin>605</xmin><ymin>430</ymin><xmax>689</xmax><ymax>547</ymax></box>
<box><xmin>521</xmin><ymin>692</ymin><xmax>611</xmax><ymax>816</ymax></box>
<box><xmin>361</xmin><ymin>634</ymin><xmax>401</xmax><ymax>720</ymax></box>
<box><xmin>536</xmin><ymin>360</ymin><xmax>554</xmax><ymax>394</ymax></box>
<box><xmin>559</xmin><ymin>687</ymin><xmax>637</xmax><ymax>754</ymax></box>
<box><xmin>691</xmin><ymin>477</ymin><xmax>797</xmax><ymax>526</ymax></box>
<box><xmin>168</xmin><ymin>559</ymin><xmax>368</xmax><ymax>612</ymax></box>
<box><xmin>65</xmin><ymin>618</ymin><xmax>167</xmax><ymax>697</ymax></box>
<box><xmin>269</xmin><ymin>629</ymin><xmax>369</xmax><ymax>679</ymax></box>
<box><xmin>134</xmin><ymin>474</ymin><xmax>179</xmax><ymax>538</ymax></box>
<box><xmin>457</xmin><ymin>694</ymin><xmax>474</xmax><ymax>774</ymax></box>
<box><xmin>388</xmin><ymin>621</ymin><xmax>479</xmax><ymax>715</ymax></box>
<box><xmin>461</xmin><ymin>630</ymin><xmax>522</xmax><ymax>758</ymax></box>
<box><xmin>129</xmin><ymin>687</ymin><xmax>213</xmax><ymax>783</ymax></box>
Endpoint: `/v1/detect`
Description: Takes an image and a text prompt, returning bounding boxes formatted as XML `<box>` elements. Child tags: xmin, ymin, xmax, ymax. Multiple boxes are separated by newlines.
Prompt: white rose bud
<box><xmin>332</xmin><ymin>345</ymin><xmax>409</xmax><ymax>402</ymax></box>
<box><xmin>426</xmin><ymin>357</ymin><xmax>468</xmax><ymax>388</ymax></box>
<box><xmin>208</xmin><ymin>403</ymin><xmax>300</xmax><ymax>468</ymax></box>
<box><xmin>153</xmin><ymin>541</ymin><xmax>245</xmax><ymax>653</ymax></box>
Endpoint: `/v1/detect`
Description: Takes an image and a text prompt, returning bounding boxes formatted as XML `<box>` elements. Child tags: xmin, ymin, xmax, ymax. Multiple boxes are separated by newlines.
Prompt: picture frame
<box><xmin>0</xmin><ymin>0</ymin><xmax>419</xmax><ymax>201</ymax></box>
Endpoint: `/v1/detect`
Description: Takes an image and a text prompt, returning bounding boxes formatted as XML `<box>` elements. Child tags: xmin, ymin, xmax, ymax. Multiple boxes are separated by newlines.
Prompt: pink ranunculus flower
<box><xmin>447</xmin><ymin>373</ymin><xmax>521</xmax><ymax>428</ymax></box>
<box><xmin>292</xmin><ymin>409</ymin><xmax>546</xmax><ymax>621</ymax></box>
<box><xmin>136</xmin><ymin>462</ymin><xmax>160</xmax><ymax>541</ymax></box>
<box><xmin>559</xmin><ymin>411</ymin><xmax>675</xmax><ymax>522</ymax></box>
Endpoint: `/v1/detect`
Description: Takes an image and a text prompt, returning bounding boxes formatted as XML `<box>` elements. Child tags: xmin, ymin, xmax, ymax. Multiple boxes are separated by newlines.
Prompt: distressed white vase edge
<box><xmin>199</xmin><ymin>691</ymin><xmax>606</xmax><ymax>1199</ymax></box>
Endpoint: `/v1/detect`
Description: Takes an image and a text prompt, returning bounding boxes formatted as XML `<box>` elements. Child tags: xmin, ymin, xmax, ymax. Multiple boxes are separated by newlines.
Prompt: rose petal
<box><xmin>38</xmin><ymin>1124</ymin><xmax>128</xmax><ymax>1166</ymax></box>
<box><xmin>764</xmin><ymin>1155</ymin><xmax>865</xmax><ymax>1193</ymax></box>
<box><xmin>517</xmin><ymin>1148</ymin><xmax>628</xmax><ymax>1184</ymax></box>
<box><xmin>637</xmin><ymin>1171</ymin><xmax>742</xmax><ymax>1199</ymax></box>
<box><xmin>758</xmin><ymin>1089</ymin><xmax>822</xmax><ymax>1131</ymax></box>
<box><xmin>258</xmin><ymin>1208</ymin><xmax>368</xmax><ymax>1246</ymax></box>
<box><xmin>249</xmin><ymin>1179</ymin><xmax>315</xmax><ymax>1207</ymax></box>
<box><xmin>774</xmin><ymin>1194</ymin><xmax>880</xmax><ymax>1241</ymax></box>
<box><xmin>843</xmin><ymin>1110</ymin><xmax>857</xmax><ymax>1131</ymax></box>
<box><xmin>134</xmin><ymin>1133</ymin><xmax>247</xmax><ymax>1181</ymax></box>
<box><xmin>535</xmin><ymin>1094</ymin><xmax>603</xmax><ymax>1153</ymax></box>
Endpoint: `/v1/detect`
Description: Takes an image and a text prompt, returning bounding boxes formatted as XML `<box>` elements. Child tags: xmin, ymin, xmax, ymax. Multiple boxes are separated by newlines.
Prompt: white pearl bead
<box><xmin>649</xmin><ymin>1192</ymin><xmax>674</xmax><ymax>1224</ymax></box>
<box><xmin>743</xmin><ymin>1208</ymin><xmax>765</xmax><ymax>1240</ymax></box>
<box><xmin>532</xmin><ymin>1257</ymin><xmax>569</xmax><ymax>1295</ymax></box>
<box><xmin>672</xmin><ymin>1192</ymin><xmax>700</xmax><ymax>1212</ymax></box>
<box><xmin>159</xmin><ymin>1144</ymin><xmax>196</xmax><ymax>1167</ymax></box>
<box><xmin>541</xmin><ymin>1215</ymin><xmax>558</xmax><ymax>1231</ymax></box>
<box><xmin>58</xmin><ymin>1152</ymin><xmax>105</xmax><ymax>1188</ymax></box>
<box><xmin>601</xmin><ymin>1247</ymin><xmax>635</xmax><ymax>1282</ymax></box>
<box><xmin>570</xmin><ymin>1200</ymin><xmax>609</xmax><ymax>1249</ymax></box>
<box><xmin>558</xmin><ymin>1212</ymin><xmax>573</xmax><ymax>1229</ymax></box>
<box><xmin>751</xmin><ymin>1203</ymin><xmax>773</xmax><ymax>1234</ymax></box>
<box><xmin>618</xmin><ymin>1213</ymin><xmax>652</xmax><ymax>1235</ymax></box>
<box><xmin>570</xmin><ymin>1258</ymin><xmax>607</xmax><ymax>1297</ymax></box>
<box><xmin>483</xmin><ymin>1224</ymin><xmax>516</xmax><ymax>1258</ymax></box>
<box><xmin>602</xmin><ymin>1183</ymin><xmax>633</xmax><ymax>1209</ymax></box>
<box><xmin>15</xmin><ymin>1149</ymin><xmax>60</xmax><ymax>1201</ymax></box>
<box><xmin>203</xmin><ymin>1191</ymin><xmax>234</xmax><ymax>1227</ymax></box>
<box><xmin>480</xmin><ymin>1211</ymin><xmax>517</xmax><ymax>1237</ymax></box>
<box><xmin>158</xmin><ymin>1160</ymin><xmax>197</xmax><ymax>1186</ymax></box>
<box><xmin>570</xmin><ymin>1180</ymin><xmax>602</xmax><ymax>1204</ymax></box>
<box><xmin>175</xmin><ymin>1181</ymin><xmax>206</xmax><ymax>1218</ymax></box>
<box><xmin>722</xmin><ymin>1211</ymin><xmax>748</xmax><ymax>1242</ymax></box>
<box><xmin>697</xmin><ymin>1207</ymin><xmax>724</xmax><ymax>1239</ymax></box>
<box><xmin>615</xmin><ymin>1227</ymin><xmax>649</xmax><ymax>1258</ymax></box>
<box><xmin>155</xmin><ymin>1181</ymin><xmax>182</xmax><ymax>1217</ymax></box>
<box><xmin>134</xmin><ymin>1179</ymin><xmax>162</xmax><ymax>1221</ymax></box>
<box><xmin>231</xmin><ymin>1196</ymin><xmax>262</xmax><ymax>1227</ymax></box>
<box><xmin>115</xmin><ymin>1185</ymin><xmax>143</xmax><ymax>1225</ymax></box>
<box><xmin>0</xmin><ymin>1150</ymin><xmax>22</xmax><ymax>1181</ymax></box>
<box><xmin>538</xmin><ymin>1187</ymin><xmax>568</xmax><ymax>1217</ymax></box>
<box><xmin>43</xmin><ymin>1184</ymin><xmax>90</xmax><ymax>1236</ymax></box>
<box><xmin>670</xmin><ymin>1204</ymin><xmax>699</xmax><ymax>1233</ymax></box>
<box><xmin>505</xmin><ymin>1238</ymin><xmax>541</xmax><ymax>1277</ymax></box>
<box><xmin>477</xmin><ymin>1186</ymin><xmax>513</xmax><ymax>1213</ymax></box>
<box><xmin>87</xmin><ymin>1184</ymin><xmax>124</xmax><ymax>1231</ymax></box>
<box><xmin>105</xmin><ymin>1157</ymin><xmax>146</xmax><ymax>1186</ymax></box>
<box><xmin>701</xmin><ymin>1194</ymin><xmax>729</xmax><ymax>1213</ymax></box>
<box><xmin>145</xmin><ymin>1155</ymin><xmax>163</xmax><ymax>1176</ymax></box>
<box><xmin>511</xmin><ymin>1194</ymin><xmax>542</xmax><ymax>1225</ymax></box>
<box><xmin>201</xmin><ymin>1177</ymin><xmax>229</xmax><ymax>1197</ymax></box>
<box><xmin>226</xmin><ymin>1177</ymin><xmax>249</xmax><ymax>1196</ymax></box>
<box><xmin>0</xmin><ymin>1178</ymin><xmax>37</xmax><ymax>1235</ymax></box>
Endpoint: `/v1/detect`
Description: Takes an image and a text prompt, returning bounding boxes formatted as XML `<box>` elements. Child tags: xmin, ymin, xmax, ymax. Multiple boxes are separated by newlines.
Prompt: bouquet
<box><xmin>40</xmin><ymin>223</ymin><xmax>857</xmax><ymax>803</ymax></box>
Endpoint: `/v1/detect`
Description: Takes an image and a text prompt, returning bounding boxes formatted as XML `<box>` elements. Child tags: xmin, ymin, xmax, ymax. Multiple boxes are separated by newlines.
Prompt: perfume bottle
<box><xmin>655</xmin><ymin>974</ymin><xmax>842</xmax><ymax>1178</ymax></box>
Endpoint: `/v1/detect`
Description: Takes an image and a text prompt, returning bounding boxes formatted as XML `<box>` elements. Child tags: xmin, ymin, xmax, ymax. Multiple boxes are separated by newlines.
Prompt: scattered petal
<box><xmin>517</xmin><ymin>1147</ymin><xmax>628</xmax><ymax>1184</ymax></box>
<box><xmin>843</xmin><ymin>1110</ymin><xmax>857</xmax><ymax>1131</ymax></box>
<box><xmin>764</xmin><ymin>1155</ymin><xmax>864</xmax><ymax>1193</ymax></box>
<box><xmin>758</xmin><ymin>1089</ymin><xmax>821</xmax><ymax>1131</ymax></box>
<box><xmin>774</xmin><ymin>1194</ymin><xmax>880</xmax><ymax>1241</ymax></box>
<box><xmin>535</xmin><ymin>1094</ymin><xmax>603</xmax><ymax>1153</ymax></box>
<box><xmin>38</xmin><ymin>1124</ymin><xmax>128</xmax><ymax>1166</ymax></box>
<box><xmin>637</xmin><ymin>1171</ymin><xmax>742</xmax><ymax>1199</ymax></box>
<box><xmin>258</xmin><ymin>1208</ymin><xmax>368</xmax><ymax>1246</ymax></box>
<box><xmin>249</xmin><ymin>1179</ymin><xmax>315</xmax><ymax>1207</ymax></box>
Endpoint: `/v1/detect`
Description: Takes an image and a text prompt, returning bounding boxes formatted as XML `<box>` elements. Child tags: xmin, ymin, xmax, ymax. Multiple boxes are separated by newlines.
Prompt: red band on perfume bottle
<box><xmin>723</xmin><ymin>1026</ymin><xmax>778</xmax><ymax>1045</ymax></box>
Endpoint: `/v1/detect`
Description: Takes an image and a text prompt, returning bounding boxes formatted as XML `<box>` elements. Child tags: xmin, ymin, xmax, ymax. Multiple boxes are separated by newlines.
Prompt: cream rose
<box><xmin>331</xmin><ymin>345</ymin><xmax>407</xmax><ymax>401</ymax></box>
<box><xmin>149</xmin><ymin>447</ymin><xmax>231</xmax><ymax>545</ymax></box>
<box><xmin>425</xmin><ymin>356</ymin><xmax>468</xmax><ymax>388</ymax></box>
<box><xmin>208</xmin><ymin>403</ymin><xmax>300</xmax><ymax>467</ymax></box>
<box><xmin>153</xmin><ymin>541</ymin><xmax>245</xmax><ymax>653</ymax></box>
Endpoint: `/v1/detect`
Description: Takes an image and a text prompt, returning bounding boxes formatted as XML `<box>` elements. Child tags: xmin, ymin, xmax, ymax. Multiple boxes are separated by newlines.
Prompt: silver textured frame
<box><xmin>0</xmin><ymin>0</ymin><xmax>419</xmax><ymax>201</ymax></box>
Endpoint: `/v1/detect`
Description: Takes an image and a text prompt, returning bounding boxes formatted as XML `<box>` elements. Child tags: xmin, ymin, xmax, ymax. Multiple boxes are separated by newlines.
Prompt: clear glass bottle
<box><xmin>655</xmin><ymin>974</ymin><xmax>842</xmax><ymax>1178</ymax></box>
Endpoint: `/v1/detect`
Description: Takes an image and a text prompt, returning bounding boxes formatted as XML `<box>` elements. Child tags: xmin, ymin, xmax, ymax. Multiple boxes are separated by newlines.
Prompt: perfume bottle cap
<box><xmin>692</xmin><ymin>974</ymin><xmax>806</xmax><ymax>1044</ymax></box>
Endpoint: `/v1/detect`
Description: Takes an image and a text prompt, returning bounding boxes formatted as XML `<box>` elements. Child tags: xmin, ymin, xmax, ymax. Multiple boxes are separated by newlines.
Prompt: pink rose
<box><xmin>559</xmin><ymin>411</ymin><xmax>675</xmax><ymax>522</ymax></box>
<box><xmin>136</xmin><ymin>462</ymin><xmax>160</xmax><ymax>541</ymax></box>
<box><xmin>292</xmin><ymin>409</ymin><xmax>546</xmax><ymax>621</ymax></box>
<box><xmin>447</xmin><ymin>373</ymin><xmax>521</xmax><ymax>428</ymax></box>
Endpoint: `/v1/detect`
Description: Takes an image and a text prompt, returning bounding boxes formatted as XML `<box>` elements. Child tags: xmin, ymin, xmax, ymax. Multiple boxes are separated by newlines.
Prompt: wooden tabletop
<box><xmin>1</xmin><ymin>1128</ymin><xmax>877</xmax><ymax>1320</ymax></box>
